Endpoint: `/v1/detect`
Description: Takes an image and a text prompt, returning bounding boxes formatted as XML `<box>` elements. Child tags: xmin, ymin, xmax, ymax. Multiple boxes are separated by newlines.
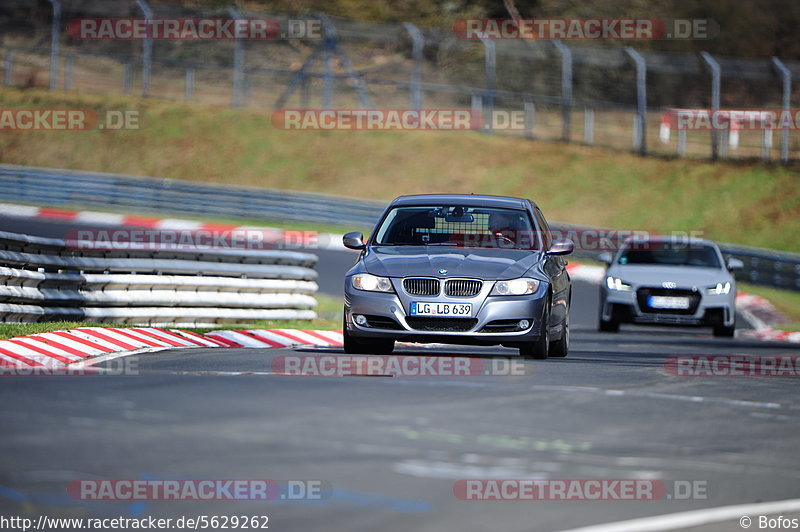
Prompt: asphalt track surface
<box><xmin>1</xmin><ymin>214</ymin><xmax>799</xmax><ymax>532</ymax></box>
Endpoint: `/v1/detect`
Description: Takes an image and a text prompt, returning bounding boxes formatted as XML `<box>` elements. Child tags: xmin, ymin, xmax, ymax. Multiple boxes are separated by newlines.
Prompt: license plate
<box><xmin>648</xmin><ymin>295</ymin><xmax>691</xmax><ymax>309</ymax></box>
<box><xmin>410</xmin><ymin>302</ymin><xmax>472</xmax><ymax>317</ymax></box>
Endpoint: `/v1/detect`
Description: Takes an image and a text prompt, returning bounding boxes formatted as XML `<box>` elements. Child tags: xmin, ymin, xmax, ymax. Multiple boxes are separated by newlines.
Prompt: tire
<box><xmin>598</xmin><ymin>317</ymin><xmax>619</xmax><ymax>333</ymax></box>
<box><xmin>549</xmin><ymin>311</ymin><xmax>569</xmax><ymax>358</ymax></box>
<box><xmin>520</xmin><ymin>296</ymin><xmax>550</xmax><ymax>360</ymax></box>
<box><xmin>713</xmin><ymin>324</ymin><xmax>735</xmax><ymax>338</ymax></box>
<box><xmin>343</xmin><ymin>317</ymin><xmax>395</xmax><ymax>354</ymax></box>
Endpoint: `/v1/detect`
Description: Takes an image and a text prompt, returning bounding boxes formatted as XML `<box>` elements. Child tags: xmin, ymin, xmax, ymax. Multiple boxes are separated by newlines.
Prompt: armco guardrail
<box><xmin>0</xmin><ymin>164</ymin><xmax>385</xmax><ymax>228</ymax></box>
<box><xmin>0</xmin><ymin>230</ymin><xmax>319</xmax><ymax>326</ymax></box>
<box><xmin>2</xmin><ymin>164</ymin><xmax>798</xmax><ymax>292</ymax></box>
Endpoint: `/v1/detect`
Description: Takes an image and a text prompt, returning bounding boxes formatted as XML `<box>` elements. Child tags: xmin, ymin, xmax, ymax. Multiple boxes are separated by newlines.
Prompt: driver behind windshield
<box><xmin>376</xmin><ymin>206</ymin><xmax>538</xmax><ymax>249</ymax></box>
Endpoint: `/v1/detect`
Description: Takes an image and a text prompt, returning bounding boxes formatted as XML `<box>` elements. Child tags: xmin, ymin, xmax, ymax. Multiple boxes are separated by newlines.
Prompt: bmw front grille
<box><xmin>444</xmin><ymin>279</ymin><xmax>482</xmax><ymax>297</ymax></box>
<box><xmin>403</xmin><ymin>278</ymin><xmax>440</xmax><ymax>296</ymax></box>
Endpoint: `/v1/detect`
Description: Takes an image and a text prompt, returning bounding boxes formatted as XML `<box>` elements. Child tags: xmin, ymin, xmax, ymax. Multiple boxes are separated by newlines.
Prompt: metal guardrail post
<box><xmin>63</xmin><ymin>55</ymin><xmax>73</xmax><ymax>90</ymax></box>
<box><xmin>123</xmin><ymin>61</ymin><xmax>132</xmax><ymax>93</ymax></box>
<box><xmin>471</xmin><ymin>94</ymin><xmax>482</xmax><ymax>123</ymax></box>
<box><xmin>135</xmin><ymin>0</ymin><xmax>153</xmax><ymax>97</ymax></box>
<box><xmin>479</xmin><ymin>35</ymin><xmax>496</xmax><ymax>133</ymax></box>
<box><xmin>720</xmin><ymin>125</ymin><xmax>729</xmax><ymax>158</ymax></box>
<box><xmin>4</xmin><ymin>53</ymin><xmax>11</xmax><ymax>86</ymax></box>
<box><xmin>771</xmin><ymin>57</ymin><xmax>791</xmax><ymax>164</ymax></box>
<box><xmin>229</xmin><ymin>7</ymin><xmax>244</xmax><ymax>108</ymax></box>
<box><xmin>762</xmin><ymin>127</ymin><xmax>773</xmax><ymax>162</ymax></box>
<box><xmin>550</xmin><ymin>40</ymin><xmax>572</xmax><ymax>142</ymax></box>
<box><xmin>524</xmin><ymin>100</ymin><xmax>535</xmax><ymax>140</ymax></box>
<box><xmin>632</xmin><ymin>115</ymin><xmax>641</xmax><ymax>150</ymax></box>
<box><xmin>242</xmin><ymin>74</ymin><xmax>251</xmax><ymax>107</ymax></box>
<box><xmin>584</xmin><ymin>108</ymin><xmax>594</xmax><ymax>145</ymax></box>
<box><xmin>402</xmin><ymin>23</ymin><xmax>424</xmax><ymax>111</ymax></box>
<box><xmin>678</xmin><ymin>128</ymin><xmax>687</xmax><ymax>156</ymax></box>
<box><xmin>48</xmin><ymin>0</ymin><xmax>60</xmax><ymax>91</ymax></box>
<box><xmin>700</xmin><ymin>52</ymin><xmax>720</xmax><ymax>161</ymax></box>
<box><xmin>185</xmin><ymin>68</ymin><xmax>195</xmax><ymax>101</ymax></box>
<box><xmin>624</xmin><ymin>47</ymin><xmax>647</xmax><ymax>155</ymax></box>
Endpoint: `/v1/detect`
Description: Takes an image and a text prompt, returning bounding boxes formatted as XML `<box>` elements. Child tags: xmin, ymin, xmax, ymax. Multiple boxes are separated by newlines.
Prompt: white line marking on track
<box><xmin>531</xmin><ymin>385</ymin><xmax>782</xmax><ymax>410</ymax></box>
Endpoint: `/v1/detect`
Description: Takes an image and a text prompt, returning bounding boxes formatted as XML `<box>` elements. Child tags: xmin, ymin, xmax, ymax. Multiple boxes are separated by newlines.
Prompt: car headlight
<box><xmin>706</xmin><ymin>281</ymin><xmax>731</xmax><ymax>295</ymax></box>
<box><xmin>352</xmin><ymin>273</ymin><xmax>394</xmax><ymax>293</ymax></box>
<box><xmin>491</xmin><ymin>278</ymin><xmax>540</xmax><ymax>296</ymax></box>
<box><xmin>606</xmin><ymin>276</ymin><xmax>632</xmax><ymax>291</ymax></box>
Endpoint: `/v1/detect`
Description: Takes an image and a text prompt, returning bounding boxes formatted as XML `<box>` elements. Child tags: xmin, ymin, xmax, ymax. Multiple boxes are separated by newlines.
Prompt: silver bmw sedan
<box><xmin>342</xmin><ymin>194</ymin><xmax>574</xmax><ymax>359</ymax></box>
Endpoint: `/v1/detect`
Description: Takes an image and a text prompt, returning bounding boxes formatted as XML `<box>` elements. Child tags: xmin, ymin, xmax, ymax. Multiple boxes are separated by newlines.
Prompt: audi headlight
<box><xmin>706</xmin><ymin>281</ymin><xmax>731</xmax><ymax>295</ymax></box>
<box><xmin>352</xmin><ymin>273</ymin><xmax>394</xmax><ymax>293</ymax></box>
<box><xmin>606</xmin><ymin>276</ymin><xmax>632</xmax><ymax>291</ymax></box>
<box><xmin>491</xmin><ymin>278</ymin><xmax>540</xmax><ymax>296</ymax></box>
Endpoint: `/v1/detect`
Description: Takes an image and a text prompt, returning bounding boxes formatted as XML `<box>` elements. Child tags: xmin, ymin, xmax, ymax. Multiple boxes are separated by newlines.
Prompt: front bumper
<box><xmin>344</xmin><ymin>278</ymin><xmax>549</xmax><ymax>346</ymax></box>
<box><xmin>601</xmin><ymin>285</ymin><xmax>735</xmax><ymax>327</ymax></box>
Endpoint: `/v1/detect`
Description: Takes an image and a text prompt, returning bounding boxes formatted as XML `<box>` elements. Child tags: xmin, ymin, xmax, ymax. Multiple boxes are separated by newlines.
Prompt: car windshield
<box><xmin>373</xmin><ymin>205</ymin><xmax>540</xmax><ymax>250</ymax></box>
<box><xmin>617</xmin><ymin>242</ymin><xmax>721</xmax><ymax>268</ymax></box>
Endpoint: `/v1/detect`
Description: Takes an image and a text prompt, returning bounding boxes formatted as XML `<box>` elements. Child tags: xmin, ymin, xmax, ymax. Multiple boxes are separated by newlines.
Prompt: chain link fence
<box><xmin>2</xmin><ymin>1</ymin><xmax>800</xmax><ymax>161</ymax></box>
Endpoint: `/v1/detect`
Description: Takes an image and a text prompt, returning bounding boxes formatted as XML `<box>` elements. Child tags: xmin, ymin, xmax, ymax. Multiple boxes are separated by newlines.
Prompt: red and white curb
<box><xmin>0</xmin><ymin>327</ymin><xmax>343</xmax><ymax>369</ymax></box>
<box><xmin>0</xmin><ymin>202</ymin><xmax>347</xmax><ymax>251</ymax></box>
<box><xmin>205</xmin><ymin>329</ymin><xmax>342</xmax><ymax>349</ymax></box>
<box><xmin>565</xmin><ymin>263</ymin><xmax>800</xmax><ymax>343</ymax></box>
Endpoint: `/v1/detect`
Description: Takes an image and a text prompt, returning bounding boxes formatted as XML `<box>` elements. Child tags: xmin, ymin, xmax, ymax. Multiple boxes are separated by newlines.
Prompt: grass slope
<box><xmin>0</xmin><ymin>88</ymin><xmax>798</xmax><ymax>252</ymax></box>
<box><xmin>1</xmin><ymin>88</ymin><xmax>800</xmax><ymax>332</ymax></box>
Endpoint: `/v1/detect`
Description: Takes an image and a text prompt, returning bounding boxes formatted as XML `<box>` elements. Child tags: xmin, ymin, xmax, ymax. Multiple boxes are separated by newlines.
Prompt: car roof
<box><xmin>622</xmin><ymin>235</ymin><xmax>719</xmax><ymax>247</ymax></box>
<box><xmin>389</xmin><ymin>194</ymin><xmax>534</xmax><ymax>210</ymax></box>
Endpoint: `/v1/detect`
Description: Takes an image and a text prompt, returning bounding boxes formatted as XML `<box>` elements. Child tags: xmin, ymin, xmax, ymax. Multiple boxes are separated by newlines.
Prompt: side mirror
<box><xmin>547</xmin><ymin>239</ymin><xmax>574</xmax><ymax>256</ymax></box>
<box><xmin>727</xmin><ymin>257</ymin><xmax>744</xmax><ymax>271</ymax></box>
<box><xmin>343</xmin><ymin>232</ymin><xmax>366</xmax><ymax>250</ymax></box>
<box><xmin>597</xmin><ymin>251</ymin><xmax>614</xmax><ymax>265</ymax></box>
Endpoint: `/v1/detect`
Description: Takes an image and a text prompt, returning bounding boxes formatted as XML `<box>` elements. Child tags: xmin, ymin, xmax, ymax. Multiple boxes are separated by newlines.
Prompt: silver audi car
<box><xmin>342</xmin><ymin>194</ymin><xmax>574</xmax><ymax>359</ymax></box>
<box><xmin>598</xmin><ymin>236</ymin><xmax>743</xmax><ymax>337</ymax></box>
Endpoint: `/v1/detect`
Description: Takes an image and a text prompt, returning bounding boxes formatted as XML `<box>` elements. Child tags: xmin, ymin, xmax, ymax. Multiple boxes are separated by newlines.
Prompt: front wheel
<box><xmin>549</xmin><ymin>311</ymin><xmax>569</xmax><ymax>358</ymax></box>
<box><xmin>713</xmin><ymin>324</ymin><xmax>735</xmax><ymax>338</ymax></box>
<box><xmin>343</xmin><ymin>317</ymin><xmax>395</xmax><ymax>355</ymax></box>
<box><xmin>598</xmin><ymin>317</ymin><xmax>619</xmax><ymax>333</ymax></box>
<box><xmin>520</xmin><ymin>297</ymin><xmax>550</xmax><ymax>360</ymax></box>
